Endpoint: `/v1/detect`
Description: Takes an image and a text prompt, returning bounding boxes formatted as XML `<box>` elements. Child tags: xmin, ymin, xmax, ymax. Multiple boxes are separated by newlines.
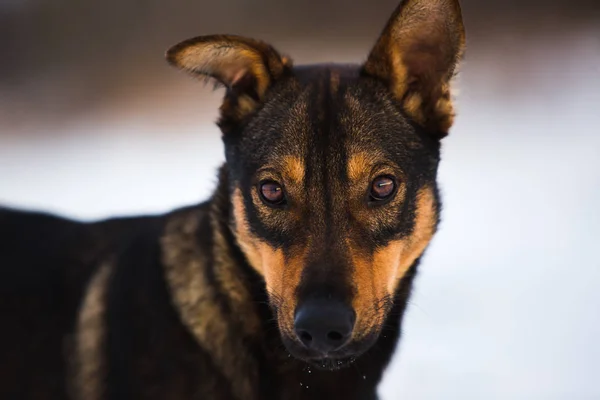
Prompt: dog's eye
<box><xmin>259</xmin><ymin>180</ymin><xmax>286</xmax><ymax>206</ymax></box>
<box><xmin>369</xmin><ymin>175</ymin><xmax>397</xmax><ymax>202</ymax></box>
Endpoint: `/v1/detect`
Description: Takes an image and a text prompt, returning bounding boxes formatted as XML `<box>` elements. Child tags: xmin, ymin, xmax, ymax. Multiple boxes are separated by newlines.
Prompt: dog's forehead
<box><xmin>236</xmin><ymin>65</ymin><xmax>423</xmax><ymax>168</ymax></box>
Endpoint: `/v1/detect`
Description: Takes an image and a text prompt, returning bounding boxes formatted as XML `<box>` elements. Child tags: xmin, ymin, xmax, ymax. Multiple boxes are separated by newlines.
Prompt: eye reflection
<box><xmin>369</xmin><ymin>175</ymin><xmax>396</xmax><ymax>201</ymax></box>
<box><xmin>259</xmin><ymin>180</ymin><xmax>286</xmax><ymax>205</ymax></box>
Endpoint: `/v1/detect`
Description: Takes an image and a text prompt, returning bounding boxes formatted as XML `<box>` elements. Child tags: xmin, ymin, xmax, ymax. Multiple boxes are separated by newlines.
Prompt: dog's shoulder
<box><xmin>0</xmin><ymin>203</ymin><xmax>227</xmax><ymax>399</ymax></box>
<box><xmin>72</xmin><ymin>201</ymin><xmax>244</xmax><ymax>399</ymax></box>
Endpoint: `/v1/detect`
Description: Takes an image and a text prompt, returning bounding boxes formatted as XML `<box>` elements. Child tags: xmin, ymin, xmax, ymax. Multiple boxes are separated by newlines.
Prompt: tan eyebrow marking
<box><xmin>347</xmin><ymin>152</ymin><xmax>371</xmax><ymax>182</ymax></box>
<box><xmin>281</xmin><ymin>155</ymin><xmax>305</xmax><ymax>184</ymax></box>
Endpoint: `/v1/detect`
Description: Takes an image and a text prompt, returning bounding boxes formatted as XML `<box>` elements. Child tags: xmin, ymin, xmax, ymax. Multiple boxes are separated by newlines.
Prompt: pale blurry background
<box><xmin>1</xmin><ymin>0</ymin><xmax>600</xmax><ymax>398</ymax></box>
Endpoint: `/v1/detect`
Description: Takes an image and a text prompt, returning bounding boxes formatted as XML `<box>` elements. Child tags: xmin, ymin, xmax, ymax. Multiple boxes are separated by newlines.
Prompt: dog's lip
<box><xmin>280</xmin><ymin>329</ymin><xmax>381</xmax><ymax>367</ymax></box>
<box><xmin>303</xmin><ymin>346</ymin><xmax>358</xmax><ymax>360</ymax></box>
<box><xmin>282</xmin><ymin>338</ymin><xmax>366</xmax><ymax>370</ymax></box>
<box><xmin>289</xmin><ymin>347</ymin><xmax>353</xmax><ymax>361</ymax></box>
<box><xmin>304</xmin><ymin>354</ymin><xmax>358</xmax><ymax>371</ymax></box>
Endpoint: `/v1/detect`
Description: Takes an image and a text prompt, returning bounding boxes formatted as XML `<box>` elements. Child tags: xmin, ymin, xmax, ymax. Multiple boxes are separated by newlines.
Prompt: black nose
<box><xmin>294</xmin><ymin>299</ymin><xmax>355</xmax><ymax>355</ymax></box>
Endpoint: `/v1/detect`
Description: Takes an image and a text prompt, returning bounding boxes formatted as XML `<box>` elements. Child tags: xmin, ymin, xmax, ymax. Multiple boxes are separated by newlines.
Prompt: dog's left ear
<box><xmin>166</xmin><ymin>35</ymin><xmax>292</xmax><ymax>131</ymax></box>
<box><xmin>363</xmin><ymin>0</ymin><xmax>465</xmax><ymax>137</ymax></box>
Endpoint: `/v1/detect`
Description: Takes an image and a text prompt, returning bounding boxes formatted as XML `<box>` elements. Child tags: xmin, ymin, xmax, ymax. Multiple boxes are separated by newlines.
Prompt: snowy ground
<box><xmin>1</xmin><ymin>29</ymin><xmax>599</xmax><ymax>399</ymax></box>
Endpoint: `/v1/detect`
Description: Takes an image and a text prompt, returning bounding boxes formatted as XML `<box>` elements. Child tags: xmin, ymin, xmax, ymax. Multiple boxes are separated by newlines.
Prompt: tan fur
<box><xmin>161</xmin><ymin>209</ymin><xmax>260</xmax><ymax>400</ymax></box>
<box><xmin>167</xmin><ymin>35</ymin><xmax>293</xmax><ymax>122</ymax></box>
<box><xmin>160</xmin><ymin>2</ymin><xmax>460</xmax><ymax>371</ymax></box>
<box><xmin>346</xmin><ymin>151</ymin><xmax>407</xmax><ymax>234</ymax></box>
<box><xmin>221</xmin><ymin>95</ymin><xmax>261</xmax><ymax>122</ymax></box>
<box><xmin>363</xmin><ymin>0</ymin><xmax>465</xmax><ymax>134</ymax></box>
<box><xmin>72</xmin><ymin>261</ymin><xmax>113</xmax><ymax>400</ymax></box>
<box><xmin>350</xmin><ymin>186</ymin><xmax>437</xmax><ymax>339</ymax></box>
<box><xmin>209</xmin><ymin>201</ymin><xmax>262</xmax><ymax>338</ymax></box>
<box><xmin>232</xmin><ymin>190</ymin><xmax>266</xmax><ymax>276</ymax></box>
<box><xmin>397</xmin><ymin>186</ymin><xmax>437</xmax><ymax>272</ymax></box>
<box><xmin>272</xmin><ymin>247</ymin><xmax>308</xmax><ymax>336</ymax></box>
<box><xmin>281</xmin><ymin>155</ymin><xmax>305</xmax><ymax>185</ymax></box>
<box><xmin>330</xmin><ymin>70</ymin><xmax>340</xmax><ymax>94</ymax></box>
<box><xmin>231</xmin><ymin>188</ymin><xmax>306</xmax><ymax>336</ymax></box>
<box><xmin>172</xmin><ymin>45</ymin><xmax>266</xmax><ymax>91</ymax></box>
<box><xmin>347</xmin><ymin>152</ymin><xmax>371</xmax><ymax>183</ymax></box>
<box><xmin>348</xmin><ymin>247</ymin><xmax>377</xmax><ymax>339</ymax></box>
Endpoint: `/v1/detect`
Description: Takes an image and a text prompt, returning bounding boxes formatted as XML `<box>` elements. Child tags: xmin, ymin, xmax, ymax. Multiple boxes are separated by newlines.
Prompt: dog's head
<box><xmin>167</xmin><ymin>0</ymin><xmax>465</xmax><ymax>369</ymax></box>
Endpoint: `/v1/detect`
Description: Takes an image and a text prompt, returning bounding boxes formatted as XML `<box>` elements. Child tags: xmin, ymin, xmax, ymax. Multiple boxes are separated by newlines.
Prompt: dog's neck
<box><xmin>162</xmin><ymin>166</ymin><xmax>417</xmax><ymax>399</ymax></box>
<box><xmin>161</xmin><ymin>172</ymin><xmax>262</xmax><ymax>398</ymax></box>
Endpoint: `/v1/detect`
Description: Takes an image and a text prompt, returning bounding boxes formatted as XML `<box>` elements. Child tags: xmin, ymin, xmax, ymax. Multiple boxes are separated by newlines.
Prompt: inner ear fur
<box><xmin>166</xmin><ymin>35</ymin><xmax>292</xmax><ymax>129</ymax></box>
<box><xmin>363</xmin><ymin>0</ymin><xmax>466</xmax><ymax>137</ymax></box>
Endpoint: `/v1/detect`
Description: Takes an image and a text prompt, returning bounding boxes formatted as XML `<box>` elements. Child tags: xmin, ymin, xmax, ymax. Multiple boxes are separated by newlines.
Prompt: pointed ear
<box><xmin>362</xmin><ymin>0</ymin><xmax>465</xmax><ymax>137</ymax></box>
<box><xmin>166</xmin><ymin>35</ymin><xmax>292</xmax><ymax>131</ymax></box>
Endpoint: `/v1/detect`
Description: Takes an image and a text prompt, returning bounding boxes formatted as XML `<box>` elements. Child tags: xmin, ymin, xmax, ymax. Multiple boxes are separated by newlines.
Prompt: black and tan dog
<box><xmin>0</xmin><ymin>0</ymin><xmax>465</xmax><ymax>398</ymax></box>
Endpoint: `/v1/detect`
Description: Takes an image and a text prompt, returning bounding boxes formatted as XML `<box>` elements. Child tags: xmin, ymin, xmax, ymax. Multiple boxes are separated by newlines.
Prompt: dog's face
<box><xmin>167</xmin><ymin>0</ymin><xmax>465</xmax><ymax>369</ymax></box>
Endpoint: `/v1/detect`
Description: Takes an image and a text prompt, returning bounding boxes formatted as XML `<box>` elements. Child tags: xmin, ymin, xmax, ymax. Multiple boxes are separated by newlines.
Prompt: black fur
<box><xmin>0</xmin><ymin>0</ymin><xmax>465</xmax><ymax>397</ymax></box>
<box><xmin>0</xmin><ymin>168</ymin><xmax>417</xmax><ymax>400</ymax></box>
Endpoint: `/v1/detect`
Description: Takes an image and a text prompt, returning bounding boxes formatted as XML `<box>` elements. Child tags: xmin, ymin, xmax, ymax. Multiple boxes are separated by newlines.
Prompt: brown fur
<box><xmin>166</xmin><ymin>35</ymin><xmax>293</xmax><ymax>125</ymax></box>
<box><xmin>363</xmin><ymin>0</ymin><xmax>465</xmax><ymax>135</ymax></box>
<box><xmin>71</xmin><ymin>262</ymin><xmax>113</xmax><ymax>400</ymax></box>
<box><xmin>348</xmin><ymin>187</ymin><xmax>437</xmax><ymax>339</ymax></box>
<box><xmin>0</xmin><ymin>1</ymin><xmax>465</xmax><ymax>398</ymax></box>
<box><xmin>232</xmin><ymin>188</ymin><xmax>308</xmax><ymax>338</ymax></box>
<box><xmin>330</xmin><ymin>70</ymin><xmax>341</xmax><ymax>94</ymax></box>
<box><xmin>162</xmin><ymin>208</ymin><xmax>261</xmax><ymax>399</ymax></box>
<box><xmin>282</xmin><ymin>155</ymin><xmax>306</xmax><ymax>185</ymax></box>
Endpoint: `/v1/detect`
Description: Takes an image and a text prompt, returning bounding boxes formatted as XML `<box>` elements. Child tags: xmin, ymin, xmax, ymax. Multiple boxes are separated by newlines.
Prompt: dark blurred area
<box><xmin>1</xmin><ymin>0</ymin><xmax>599</xmax><ymax>131</ymax></box>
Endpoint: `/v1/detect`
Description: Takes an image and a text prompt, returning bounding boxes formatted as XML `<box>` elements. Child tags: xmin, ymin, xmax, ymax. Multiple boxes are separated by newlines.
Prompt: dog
<box><xmin>0</xmin><ymin>0</ymin><xmax>465</xmax><ymax>398</ymax></box>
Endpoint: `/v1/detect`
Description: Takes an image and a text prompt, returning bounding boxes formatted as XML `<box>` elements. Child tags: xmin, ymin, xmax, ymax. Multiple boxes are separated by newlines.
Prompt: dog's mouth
<box><xmin>282</xmin><ymin>341</ymin><xmax>361</xmax><ymax>371</ymax></box>
<box><xmin>272</xmin><ymin>300</ymin><xmax>387</xmax><ymax>370</ymax></box>
<box><xmin>280</xmin><ymin>331</ymin><xmax>379</xmax><ymax>371</ymax></box>
<box><xmin>305</xmin><ymin>355</ymin><xmax>358</xmax><ymax>371</ymax></box>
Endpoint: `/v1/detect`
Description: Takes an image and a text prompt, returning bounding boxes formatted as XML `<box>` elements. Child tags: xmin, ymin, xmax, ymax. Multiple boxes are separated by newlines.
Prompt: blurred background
<box><xmin>1</xmin><ymin>0</ymin><xmax>599</xmax><ymax>398</ymax></box>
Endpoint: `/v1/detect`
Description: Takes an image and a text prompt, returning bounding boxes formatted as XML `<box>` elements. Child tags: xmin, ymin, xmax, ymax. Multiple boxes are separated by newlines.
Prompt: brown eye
<box><xmin>369</xmin><ymin>175</ymin><xmax>397</xmax><ymax>202</ymax></box>
<box><xmin>259</xmin><ymin>180</ymin><xmax>286</xmax><ymax>206</ymax></box>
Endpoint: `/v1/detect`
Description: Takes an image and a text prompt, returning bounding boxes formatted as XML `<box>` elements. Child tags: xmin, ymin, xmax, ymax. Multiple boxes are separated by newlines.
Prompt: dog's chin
<box><xmin>281</xmin><ymin>334</ymin><xmax>379</xmax><ymax>371</ymax></box>
<box><xmin>304</xmin><ymin>355</ymin><xmax>358</xmax><ymax>371</ymax></box>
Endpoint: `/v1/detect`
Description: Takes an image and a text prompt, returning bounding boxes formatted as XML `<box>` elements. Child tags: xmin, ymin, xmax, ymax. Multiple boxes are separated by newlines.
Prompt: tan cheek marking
<box><xmin>350</xmin><ymin>241</ymin><xmax>404</xmax><ymax>337</ymax></box>
<box><xmin>379</xmin><ymin>186</ymin><xmax>437</xmax><ymax>295</ymax></box>
<box><xmin>350</xmin><ymin>186</ymin><xmax>437</xmax><ymax>335</ymax></box>
<box><xmin>281</xmin><ymin>155</ymin><xmax>305</xmax><ymax>185</ymax></box>
<box><xmin>231</xmin><ymin>188</ymin><xmax>305</xmax><ymax>333</ymax></box>
<box><xmin>373</xmin><ymin>240</ymin><xmax>406</xmax><ymax>297</ymax></box>
<box><xmin>396</xmin><ymin>186</ymin><xmax>437</xmax><ymax>275</ymax></box>
<box><xmin>232</xmin><ymin>189</ymin><xmax>289</xmax><ymax>286</ymax></box>
<box><xmin>274</xmin><ymin>250</ymin><xmax>307</xmax><ymax>334</ymax></box>
<box><xmin>349</xmin><ymin>247</ymin><xmax>377</xmax><ymax>336</ymax></box>
<box><xmin>259</xmin><ymin>243</ymin><xmax>285</xmax><ymax>299</ymax></box>
<box><xmin>232</xmin><ymin>190</ymin><xmax>265</xmax><ymax>276</ymax></box>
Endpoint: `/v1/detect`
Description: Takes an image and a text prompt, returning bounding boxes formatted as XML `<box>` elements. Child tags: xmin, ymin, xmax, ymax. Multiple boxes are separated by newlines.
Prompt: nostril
<box><xmin>294</xmin><ymin>299</ymin><xmax>355</xmax><ymax>352</ymax></box>
<box><xmin>327</xmin><ymin>331</ymin><xmax>344</xmax><ymax>342</ymax></box>
<box><xmin>298</xmin><ymin>330</ymin><xmax>313</xmax><ymax>345</ymax></box>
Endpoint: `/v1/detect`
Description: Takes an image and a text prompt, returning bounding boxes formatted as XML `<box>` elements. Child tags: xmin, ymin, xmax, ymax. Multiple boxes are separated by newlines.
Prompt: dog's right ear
<box><xmin>362</xmin><ymin>0</ymin><xmax>465</xmax><ymax>138</ymax></box>
<box><xmin>166</xmin><ymin>35</ymin><xmax>292</xmax><ymax>131</ymax></box>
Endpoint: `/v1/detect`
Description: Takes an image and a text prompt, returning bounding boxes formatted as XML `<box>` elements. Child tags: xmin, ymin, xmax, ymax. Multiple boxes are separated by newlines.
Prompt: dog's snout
<box><xmin>294</xmin><ymin>299</ymin><xmax>355</xmax><ymax>355</ymax></box>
